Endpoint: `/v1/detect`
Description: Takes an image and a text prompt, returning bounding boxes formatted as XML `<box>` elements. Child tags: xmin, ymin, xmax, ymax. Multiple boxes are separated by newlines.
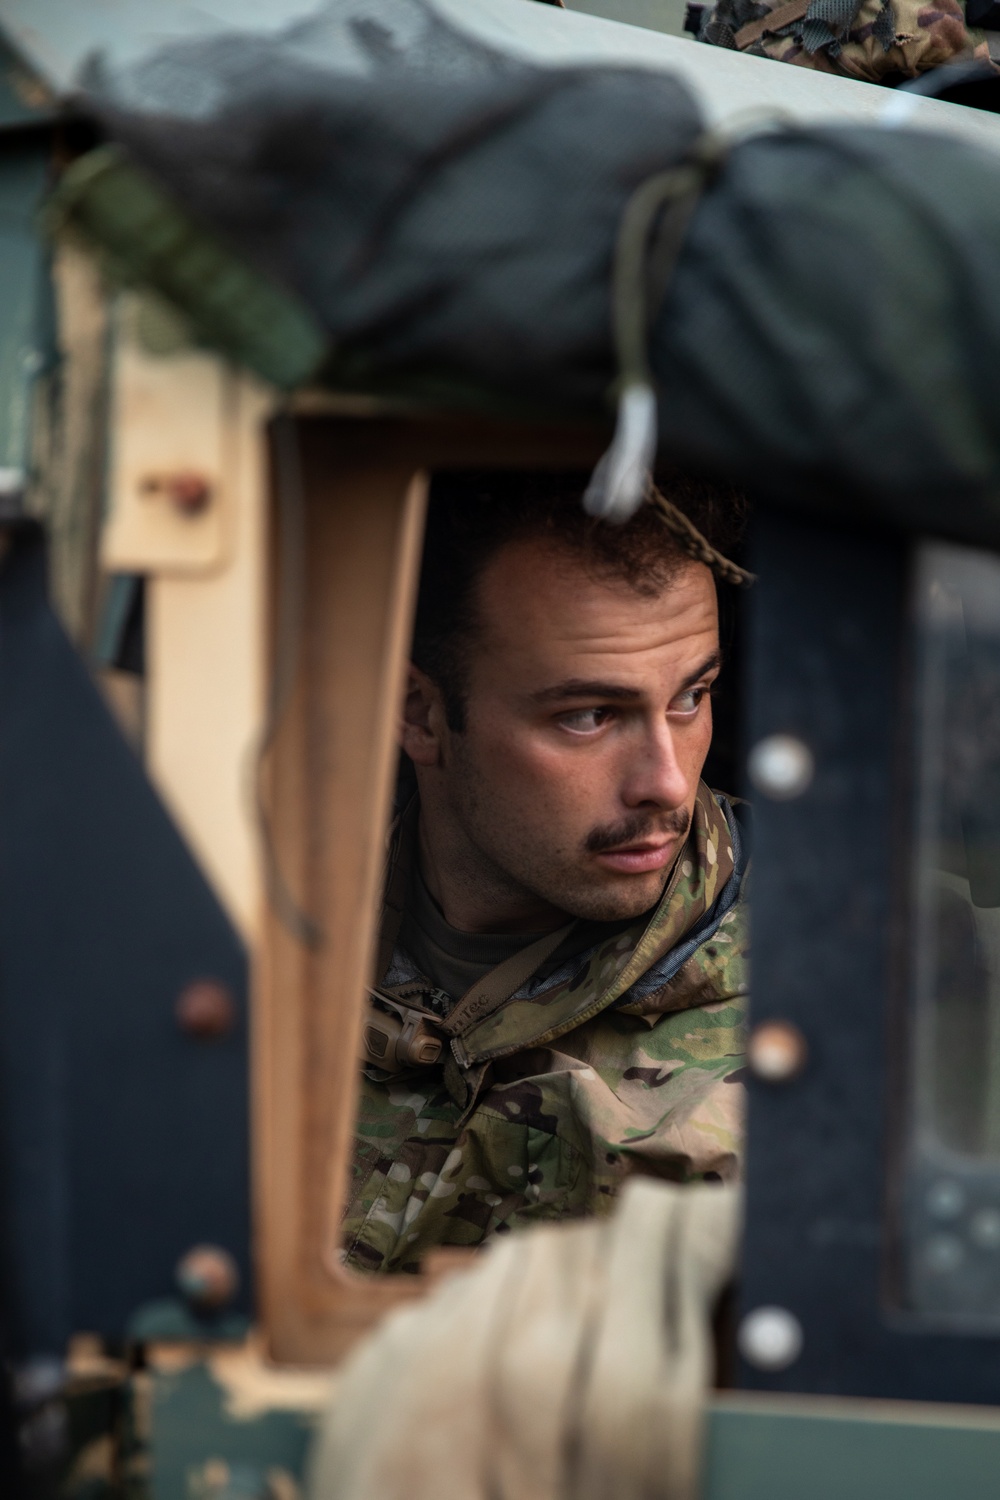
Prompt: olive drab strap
<box><xmin>360</xmin><ymin>921</ymin><xmax>576</xmax><ymax>1076</ymax></box>
<box><xmin>438</xmin><ymin>921</ymin><xmax>577</xmax><ymax>1038</ymax></box>
<box><xmin>364</xmin><ymin>792</ymin><xmax>578</xmax><ymax>1075</ymax></box>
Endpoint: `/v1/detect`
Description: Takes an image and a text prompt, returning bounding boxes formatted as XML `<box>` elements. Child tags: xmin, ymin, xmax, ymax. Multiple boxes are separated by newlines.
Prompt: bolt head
<box><xmin>738</xmin><ymin>1305</ymin><xmax>803</xmax><ymax>1371</ymax></box>
<box><xmin>137</xmin><ymin>470</ymin><xmax>212</xmax><ymax>514</ymax></box>
<box><xmin>747</xmin><ymin>1021</ymin><xmax>808</xmax><ymax>1083</ymax></box>
<box><xmin>748</xmin><ymin>734</ymin><xmax>814</xmax><ymax>800</ymax></box>
<box><xmin>176</xmin><ymin>1244</ymin><xmax>240</xmax><ymax>1311</ymax></box>
<box><xmin>925</xmin><ymin>1178</ymin><xmax>964</xmax><ymax>1222</ymax></box>
<box><xmin>923</xmin><ymin>1233</ymin><xmax>964</xmax><ymax>1275</ymax></box>
<box><xmin>166</xmin><ymin>471</ymin><xmax>212</xmax><ymax>513</ymax></box>
<box><xmin>970</xmin><ymin>1208</ymin><xmax>1000</xmax><ymax>1251</ymax></box>
<box><xmin>175</xmin><ymin>979</ymin><xmax>237</xmax><ymax>1040</ymax></box>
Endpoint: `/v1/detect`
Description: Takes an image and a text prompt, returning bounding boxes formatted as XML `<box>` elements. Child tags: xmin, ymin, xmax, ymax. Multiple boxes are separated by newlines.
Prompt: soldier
<box><xmin>343</xmin><ymin>472</ymin><xmax>749</xmax><ymax>1273</ymax></box>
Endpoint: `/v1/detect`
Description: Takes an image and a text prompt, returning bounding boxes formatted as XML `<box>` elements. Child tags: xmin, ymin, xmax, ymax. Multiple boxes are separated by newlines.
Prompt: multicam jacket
<box><xmin>343</xmin><ymin>783</ymin><xmax>749</xmax><ymax>1274</ymax></box>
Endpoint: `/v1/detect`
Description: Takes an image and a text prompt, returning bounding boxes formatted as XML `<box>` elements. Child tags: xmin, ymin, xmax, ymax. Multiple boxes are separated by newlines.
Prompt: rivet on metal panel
<box><xmin>970</xmin><ymin>1208</ymin><xmax>1000</xmax><ymax>1251</ymax></box>
<box><xmin>175</xmin><ymin>1244</ymin><xmax>240</xmax><ymax>1311</ymax></box>
<box><xmin>175</xmin><ymin>978</ymin><xmax>237</xmax><ymax>1039</ymax></box>
<box><xmin>747</xmin><ymin>1020</ymin><xmax>808</xmax><ymax>1082</ymax></box>
<box><xmin>738</xmin><ymin>1306</ymin><xmax>804</xmax><ymax>1371</ymax></box>
<box><xmin>925</xmin><ymin>1179</ymin><xmax>964</xmax><ymax>1222</ymax></box>
<box><xmin>137</xmin><ymin>470</ymin><xmax>213</xmax><ymax>514</ymax></box>
<box><xmin>923</xmin><ymin>1234</ymin><xmax>964</xmax><ymax>1275</ymax></box>
<box><xmin>747</xmin><ymin>733</ymin><xmax>814</xmax><ymax>800</ymax></box>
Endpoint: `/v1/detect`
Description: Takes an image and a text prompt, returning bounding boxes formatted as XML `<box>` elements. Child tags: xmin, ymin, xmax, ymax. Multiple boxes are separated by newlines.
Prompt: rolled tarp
<box><xmin>46</xmin><ymin>0</ymin><xmax>1000</xmax><ymax>545</ymax></box>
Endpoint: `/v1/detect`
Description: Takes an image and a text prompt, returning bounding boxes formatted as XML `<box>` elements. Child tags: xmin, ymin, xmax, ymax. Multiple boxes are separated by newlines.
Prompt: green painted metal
<box><xmin>138</xmin><ymin>1378</ymin><xmax>1000</xmax><ymax>1500</ymax></box>
<box><xmin>47</xmin><ymin>147</ymin><xmax>327</xmax><ymax>391</ymax></box>
<box><xmin>126</xmin><ymin>1298</ymin><xmax>250</xmax><ymax>1346</ymax></box>
<box><xmin>0</xmin><ymin>134</ymin><xmax>53</xmax><ymax>506</ymax></box>
<box><xmin>146</xmin><ymin>1362</ymin><xmax>316</xmax><ymax>1500</ymax></box>
<box><xmin>702</xmin><ymin>1394</ymin><xmax>1000</xmax><ymax>1500</ymax></box>
<box><xmin>0</xmin><ymin>35</ymin><xmax>57</xmax><ymax>130</ymax></box>
<box><xmin>138</xmin><ymin>1379</ymin><xmax>1000</xmax><ymax>1500</ymax></box>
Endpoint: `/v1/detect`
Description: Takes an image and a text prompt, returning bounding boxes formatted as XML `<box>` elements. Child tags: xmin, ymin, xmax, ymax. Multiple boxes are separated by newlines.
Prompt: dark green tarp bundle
<box><xmin>56</xmin><ymin>0</ymin><xmax>1000</xmax><ymax>544</ymax></box>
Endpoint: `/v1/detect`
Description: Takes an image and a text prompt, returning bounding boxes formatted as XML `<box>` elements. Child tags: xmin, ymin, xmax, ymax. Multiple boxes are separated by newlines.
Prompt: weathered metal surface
<box><xmin>0</xmin><ymin>525</ymin><xmax>250</xmax><ymax>1353</ymax></box>
<box><xmin>739</xmin><ymin>509</ymin><xmax>1000</xmax><ymax>1404</ymax></box>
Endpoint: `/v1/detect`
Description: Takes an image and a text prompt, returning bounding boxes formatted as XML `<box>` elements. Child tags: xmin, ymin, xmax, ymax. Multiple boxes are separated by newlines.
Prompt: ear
<box><xmin>400</xmin><ymin>664</ymin><xmax>446</xmax><ymax>766</ymax></box>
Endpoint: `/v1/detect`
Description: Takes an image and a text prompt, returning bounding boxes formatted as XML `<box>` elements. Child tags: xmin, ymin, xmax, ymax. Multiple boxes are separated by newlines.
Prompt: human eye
<box><xmin>669</xmin><ymin>685</ymin><xmax>709</xmax><ymax>716</ymax></box>
<box><xmin>556</xmin><ymin>706</ymin><xmax>615</xmax><ymax>735</ymax></box>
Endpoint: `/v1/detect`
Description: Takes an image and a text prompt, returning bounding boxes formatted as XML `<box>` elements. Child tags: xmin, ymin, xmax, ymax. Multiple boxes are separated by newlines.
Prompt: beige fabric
<box><xmin>308</xmin><ymin>1179</ymin><xmax>740</xmax><ymax>1500</ymax></box>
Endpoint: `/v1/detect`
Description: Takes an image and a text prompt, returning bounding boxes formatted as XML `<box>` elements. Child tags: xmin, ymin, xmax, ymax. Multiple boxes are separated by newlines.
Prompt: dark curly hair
<box><xmin>412</xmin><ymin>468</ymin><xmax>745</xmax><ymax>732</ymax></box>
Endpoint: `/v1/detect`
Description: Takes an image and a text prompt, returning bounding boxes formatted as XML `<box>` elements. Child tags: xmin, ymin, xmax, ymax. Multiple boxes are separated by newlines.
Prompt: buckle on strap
<box><xmin>361</xmin><ymin>987</ymin><xmax>445</xmax><ymax>1074</ymax></box>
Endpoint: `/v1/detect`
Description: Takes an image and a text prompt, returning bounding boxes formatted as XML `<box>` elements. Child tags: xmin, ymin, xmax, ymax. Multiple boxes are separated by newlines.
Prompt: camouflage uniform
<box><xmin>343</xmin><ymin>783</ymin><xmax>749</xmax><ymax>1274</ymax></box>
<box><xmin>699</xmin><ymin>0</ymin><xmax>974</xmax><ymax>82</ymax></box>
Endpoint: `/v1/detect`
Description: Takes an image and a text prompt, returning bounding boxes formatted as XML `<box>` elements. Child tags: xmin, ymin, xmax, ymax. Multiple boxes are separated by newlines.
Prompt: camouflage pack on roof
<box><xmin>698</xmin><ymin>0</ymin><xmax>975</xmax><ymax>83</ymax></box>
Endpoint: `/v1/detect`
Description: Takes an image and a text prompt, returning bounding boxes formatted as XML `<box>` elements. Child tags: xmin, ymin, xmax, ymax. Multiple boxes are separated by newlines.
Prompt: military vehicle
<box><xmin>1</xmin><ymin>0</ymin><xmax>1000</xmax><ymax>1496</ymax></box>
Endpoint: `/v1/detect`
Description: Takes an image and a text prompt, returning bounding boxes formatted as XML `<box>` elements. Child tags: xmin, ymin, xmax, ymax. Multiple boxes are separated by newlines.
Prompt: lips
<box><xmin>592</xmin><ymin>839</ymin><xmax>678</xmax><ymax>875</ymax></box>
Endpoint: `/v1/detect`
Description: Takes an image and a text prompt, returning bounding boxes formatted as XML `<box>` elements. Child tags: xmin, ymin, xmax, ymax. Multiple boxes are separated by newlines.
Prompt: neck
<box><xmin>415</xmin><ymin>804</ymin><xmax>569</xmax><ymax>936</ymax></box>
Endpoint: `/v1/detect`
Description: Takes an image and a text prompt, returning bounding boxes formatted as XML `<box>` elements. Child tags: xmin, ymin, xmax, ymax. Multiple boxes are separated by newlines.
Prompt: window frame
<box><xmin>254</xmin><ymin>413</ymin><xmax>604</xmax><ymax>1364</ymax></box>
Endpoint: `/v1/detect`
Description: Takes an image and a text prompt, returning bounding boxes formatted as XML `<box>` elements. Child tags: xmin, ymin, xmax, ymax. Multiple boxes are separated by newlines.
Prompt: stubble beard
<box><xmin>448</xmin><ymin>752</ymin><xmax>691</xmax><ymax>926</ymax></box>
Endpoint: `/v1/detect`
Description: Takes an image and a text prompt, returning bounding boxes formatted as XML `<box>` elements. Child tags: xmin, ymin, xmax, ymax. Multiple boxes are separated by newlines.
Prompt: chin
<box><xmin>564</xmin><ymin>874</ymin><xmax>667</xmax><ymax>924</ymax></box>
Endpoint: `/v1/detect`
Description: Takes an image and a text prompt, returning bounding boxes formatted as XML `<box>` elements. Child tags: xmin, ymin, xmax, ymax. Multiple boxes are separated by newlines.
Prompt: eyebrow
<box><xmin>531</xmin><ymin>652</ymin><xmax>722</xmax><ymax>705</ymax></box>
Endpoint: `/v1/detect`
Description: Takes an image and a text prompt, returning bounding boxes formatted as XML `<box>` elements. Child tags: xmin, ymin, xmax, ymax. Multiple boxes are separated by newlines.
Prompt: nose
<box><xmin>620</xmin><ymin>720</ymin><xmax>690</xmax><ymax>811</ymax></box>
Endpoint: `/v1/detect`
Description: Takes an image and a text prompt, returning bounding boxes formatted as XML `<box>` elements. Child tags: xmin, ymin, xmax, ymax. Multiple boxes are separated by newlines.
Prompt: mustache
<box><xmin>584</xmin><ymin>806</ymin><xmax>691</xmax><ymax>855</ymax></box>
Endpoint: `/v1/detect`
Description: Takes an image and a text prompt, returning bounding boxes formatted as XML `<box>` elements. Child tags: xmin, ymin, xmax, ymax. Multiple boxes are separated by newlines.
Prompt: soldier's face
<box><xmin>427</xmin><ymin>538</ymin><xmax>720</xmax><ymax>925</ymax></box>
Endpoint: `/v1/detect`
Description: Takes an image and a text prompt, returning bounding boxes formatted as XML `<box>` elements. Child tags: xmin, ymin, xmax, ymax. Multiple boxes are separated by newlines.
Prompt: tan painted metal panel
<box><xmin>144</xmin><ymin>374</ymin><xmax>271</xmax><ymax>939</ymax></box>
<box><xmin>103</xmin><ymin>298</ymin><xmax>235</xmax><ymax>577</ymax></box>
